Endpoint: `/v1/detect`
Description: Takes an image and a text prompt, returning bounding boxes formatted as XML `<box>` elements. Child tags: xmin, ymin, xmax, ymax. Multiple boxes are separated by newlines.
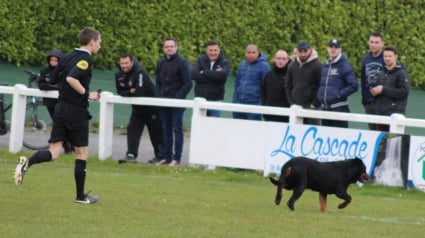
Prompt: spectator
<box><xmin>370</xmin><ymin>45</ymin><xmax>410</xmax><ymax>131</ymax></box>
<box><xmin>38</xmin><ymin>49</ymin><xmax>73</xmax><ymax>154</ymax></box>
<box><xmin>361</xmin><ymin>32</ymin><xmax>385</xmax><ymax>130</ymax></box>
<box><xmin>317</xmin><ymin>39</ymin><xmax>358</xmax><ymax>128</ymax></box>
<box><xmin>232</xmin><ymin>44</ymin><xmax>270</xmax><ymax>120</ymax></box>
<box><xmin>261</xmin><ymin>50</ymin><xmax>291</xmax><ymax>122</ymax></box>
<box><xmin>285</xmin><ymin>41</ymin><xmax>322</xmax><ymax>125</ymax></box>
<box><xmin>37</xmin><ymin>49</ymin><xmax>63</xmax><ymax>118</ymax></box>
<box><xmin>155</xmin><ymin>37</ymin><xmax>192</xmax><ymax>166</ymax></box>
<box><xmin>14</xmin><ymin>27</ymin><xmax>102</xmax><ymax>204</ymax></box>
<box><xmin>191</xmin><ymin>40</ymin><xmax>230</xmax><ymax>117</ymax></box>
<box><xmin>115</xmin><ymin>53</ymin><xmax>164</xmax><ymax>164</ymax></box>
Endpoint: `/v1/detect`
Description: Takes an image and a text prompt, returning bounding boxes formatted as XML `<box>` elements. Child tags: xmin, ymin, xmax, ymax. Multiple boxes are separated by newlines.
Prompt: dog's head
<box><xmin>353</xmin><ymin>158</ymin><xmax>369</xmax><ymax>183</ymax></box>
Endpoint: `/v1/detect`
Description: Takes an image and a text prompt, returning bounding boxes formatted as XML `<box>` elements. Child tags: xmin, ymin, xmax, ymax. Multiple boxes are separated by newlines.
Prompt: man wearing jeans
<box><xmin>155</xmin><ymin>37</ymin><xmax>192</xmax><ymax>166</ymax></box>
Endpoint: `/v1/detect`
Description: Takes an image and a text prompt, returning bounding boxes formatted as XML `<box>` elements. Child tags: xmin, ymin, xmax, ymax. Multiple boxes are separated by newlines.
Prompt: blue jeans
<box><xmin>207</xmin><ymin>109</ymin><xmax>222</xmax><ymax>117</ymax></box>
<box><xmin>159</xmin><ymin>107</ymin><xmax>185</xmax><ymax>162</ymax></box>
<box><xmin>232</xmin><ymin>111</ymin><xmax>262</xmax><ymax>121</ymax></box>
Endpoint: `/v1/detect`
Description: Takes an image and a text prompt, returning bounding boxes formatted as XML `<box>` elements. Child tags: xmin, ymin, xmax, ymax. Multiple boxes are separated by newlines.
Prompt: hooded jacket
<box><xmin>285</xmin><ymin>49</ymin><xmax>322</xmax><ymax>108</ymax></box>
<box><xmin>191</xmin><ymin>53</ymin><xmax>230</xmax><ymax>101</ymax></box>
<box><xmin>317</xmin><ymin>53</ymin><xmax>358</xmax><ymax>109</ymax></box>
<box><xmin>38</xmin><ymin>49</ymin><xmax>63</xmax><ymax>107</ymax></box>
<box><xmin>38</xmin><ymin>49</ymin><xmax>63</xmax><ymax>90</ymax></box>
<box><xmin>374</xmin><ymin>64</ymin><xmax>410</xmax><ymax>115</ymax></box>
<box><xmin>233</xmin><ymin>53</ymin><xmax>270</xmax><ymax>104</ymax></box>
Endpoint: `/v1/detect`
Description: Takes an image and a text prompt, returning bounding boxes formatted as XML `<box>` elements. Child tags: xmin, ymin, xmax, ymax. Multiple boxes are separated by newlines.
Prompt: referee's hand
<box><xmin>88</xmin><ymin>91</ymin><xmax>101</xmax><ymax>101</ymax></box>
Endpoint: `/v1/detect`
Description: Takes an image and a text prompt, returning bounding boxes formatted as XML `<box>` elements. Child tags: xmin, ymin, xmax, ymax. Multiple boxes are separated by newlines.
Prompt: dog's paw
<box><xmin>287</xmin><ymin>202</ymin><xmax>295</xmax><ymax>211</ymax></box>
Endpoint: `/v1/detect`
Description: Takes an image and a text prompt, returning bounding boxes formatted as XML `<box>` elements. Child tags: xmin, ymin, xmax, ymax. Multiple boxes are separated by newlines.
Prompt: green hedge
<box><xmin>1</xmin><ymin>0</ymin><xmax>425</xmax><ymax>87</ymax></box>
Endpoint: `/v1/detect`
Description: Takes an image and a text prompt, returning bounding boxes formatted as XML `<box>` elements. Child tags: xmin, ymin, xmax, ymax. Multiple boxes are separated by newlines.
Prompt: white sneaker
<box><xmin>14</xmin><ymin>156</ymin><xmax>28</xmax><ymax>185</ymax></box>
<box><xmin>169</xmin><ymin>160</ymin><xmax>180</xmax><ymax>166</ymax></box>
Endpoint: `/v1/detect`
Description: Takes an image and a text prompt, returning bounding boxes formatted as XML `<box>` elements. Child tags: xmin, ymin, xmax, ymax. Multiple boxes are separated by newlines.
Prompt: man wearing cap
<box><xmin>285</xmin><ymin>41</ymin><xmax>322</xmax><ymax>125</ymax></box>
<box><xmin>316</xmin><ymin>39</ymin><xmax>358</xmax><ymax>128</ymax></box>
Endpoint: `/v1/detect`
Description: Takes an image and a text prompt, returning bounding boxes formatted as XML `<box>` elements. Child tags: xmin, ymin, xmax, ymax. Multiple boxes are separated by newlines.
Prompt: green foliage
<box><xmin>1</xmin><ymin>0</ymin><xmax>425</xmax><ymax>86</ymax></box>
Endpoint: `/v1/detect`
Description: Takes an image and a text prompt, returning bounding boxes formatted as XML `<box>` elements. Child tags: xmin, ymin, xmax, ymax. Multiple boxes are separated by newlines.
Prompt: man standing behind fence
<box><xmin>155</xmin><ymin>37</ymin><xmax>192</xmax><ymax>166</ymax></box>
<box><xmin>115</xmin><ymin>53</ymin><xmax>164</xmax><ymax>164</ymax></box>
<box><xmin>232</xmin><ymin>44</ymin><xmax>270</xmax><ymax>120</ymax></box>
<box><xmin>191</xmin><ymin>40</ymin><xmax>230</xmax><ymax>117</ymax></box>
<box><xmin>285</xmin><ymin>41</ymin><xmax>322</xmax><ymax>125</ymax></box>
<box><xmin>361</xmin><ymin>32</ymin><xmax>385</xmax><ymax>130</ymax></box>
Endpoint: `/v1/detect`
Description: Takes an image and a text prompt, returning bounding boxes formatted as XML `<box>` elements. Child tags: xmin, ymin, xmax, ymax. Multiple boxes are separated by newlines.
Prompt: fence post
<box><xmin>289</xmin><ymin>104</ymin><xmax>304</xmax><ymax>125</ymax></box>
<box><xmin>9</xmin><ymin>84</ymin><xmax>27</xmax><ymax>153</ymax></box>
<box><xmin>389</xmin><ymin>113</ymin><xmax>406</xmax><ymax>134</ymax></box>
<box><xmin>98</xmin><ymin>91</ymin><xmax>114</xmax><ymax>160</ymax></box>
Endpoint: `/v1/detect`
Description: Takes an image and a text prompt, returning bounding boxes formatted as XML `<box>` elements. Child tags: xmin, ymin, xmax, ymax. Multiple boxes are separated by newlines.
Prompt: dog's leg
<box><xmin>319</xmin><ymin>193</ymin><xmax>327</xmax><ymax>212</ymax></box>
<box><xmin>336</xmin><ymin>190</ymin><xmax>352</xmax><ymax>209</ymax></box>
<box><xmin>287</xmin><ymin>186</ymin><xmax>305</xmax><ymax>211</ymax></box>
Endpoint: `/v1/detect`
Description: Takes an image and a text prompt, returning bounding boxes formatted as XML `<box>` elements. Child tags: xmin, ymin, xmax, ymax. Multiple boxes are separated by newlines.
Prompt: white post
<box><xmin>9</xmin><ymin>84</ymin><xmax>28</xmax><ymax>153</ymax></box>
<box><xmin>389</xmin><ymin>113</ymin><xmax>406</xmax><ymax>134</ymax></box>
<box><xmin>289</xmin><ymin>104</ymin><xmax>304</xmax><ymax>125</ymax></box>
<box><xmin>98</xmin><ymin>91</ymin><xmax>114</xmax><ymax>160</ymax></box>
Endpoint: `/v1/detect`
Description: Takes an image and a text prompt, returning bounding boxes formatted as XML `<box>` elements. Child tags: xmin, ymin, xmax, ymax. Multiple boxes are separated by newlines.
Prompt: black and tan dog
<box><xmin>269</xmin><ymin>156</ymin><xmax>369</xmax><ymax>212</ymax></box>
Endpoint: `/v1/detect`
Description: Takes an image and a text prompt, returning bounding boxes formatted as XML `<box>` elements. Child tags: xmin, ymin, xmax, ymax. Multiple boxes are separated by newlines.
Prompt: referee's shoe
<box><xmin>14</xmin><ymin>156</ymin><xmax>28</xmax><ymax>185</ymax></box>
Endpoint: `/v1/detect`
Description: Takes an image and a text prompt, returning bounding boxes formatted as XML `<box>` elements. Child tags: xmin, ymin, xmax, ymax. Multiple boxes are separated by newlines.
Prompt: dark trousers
<box><xmin>321</xmin><ymin>105</ymin><xmax>350</xmax><ymax>128</ymax></box>
<box><xmin>127</xmin><ymin>109</ymin><xmax>163</xmax><ymax>158</ymax></box>
<box><xmin>159</xmin><ymin>107</ymin><xmax>185</xmax><ymax>162</ymax></box>
<box><xmin>364</xmin><ymin>103</ymin><xmax>377</xmax><ymax>130</ymax></box>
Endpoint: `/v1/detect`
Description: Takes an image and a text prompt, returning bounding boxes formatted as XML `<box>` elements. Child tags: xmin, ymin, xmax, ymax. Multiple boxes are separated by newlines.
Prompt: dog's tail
<box><xmin>269</xmin><ymin>177</ymin><xmax>283</xmax><ymax>205</ymax></box>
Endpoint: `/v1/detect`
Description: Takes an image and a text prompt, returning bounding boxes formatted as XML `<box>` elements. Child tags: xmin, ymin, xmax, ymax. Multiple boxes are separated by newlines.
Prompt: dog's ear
<box><xmin>269</xmin><ymin>177</ymin><xmax>280</xmax><ymax>186</ymax></box>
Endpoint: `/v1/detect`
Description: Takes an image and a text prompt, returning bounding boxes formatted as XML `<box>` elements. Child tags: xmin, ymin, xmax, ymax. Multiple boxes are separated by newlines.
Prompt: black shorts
<box><xmin>49</xmin><ymin>101</ymin><xmax>91</xmax><ymax>147</ymax></box>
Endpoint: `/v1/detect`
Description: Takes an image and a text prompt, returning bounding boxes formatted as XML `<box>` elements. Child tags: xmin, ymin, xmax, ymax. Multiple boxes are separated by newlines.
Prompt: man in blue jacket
<box><xmin>361</xmin><ymin>32</ymin><xmax>385</xmax><ymax>130</ymax></box>
<box><xmin>317</xmin><ymin>39</ymin><xmax>358</xmax><ymax>128</ymax></box>
<box><xmin>232</xmin><ymin>44</ymin><xmax>270</xmax><ymax>120</ymax></box>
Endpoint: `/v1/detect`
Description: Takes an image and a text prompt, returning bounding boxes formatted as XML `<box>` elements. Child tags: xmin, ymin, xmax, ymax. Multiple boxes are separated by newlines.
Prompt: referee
<box><xmin>14</xmin><ymin>27</ymin><xmax>102</xmax><ymax>204</ymax></box>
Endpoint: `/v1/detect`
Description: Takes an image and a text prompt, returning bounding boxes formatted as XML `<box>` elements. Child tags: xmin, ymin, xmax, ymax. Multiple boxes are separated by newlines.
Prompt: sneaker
<box><xmin>118</xmin><ymin>154</ymin><xmax>137</xmax><ymax>164</ymax></box>
<box><xmin>14</xmin><ymin>156</ymin><xmax>28</xmax><ymax>185</ymax></box>
<box><xmin>75</xmin><ymin>193</ymin><xmax>99</xmax><ymax>204</ymax></box>
<box><xmin>148</xmin><ymin>157</ymin><xmax>162</xmax><ymax>164</ymax></box>
<box><xmin>169</xmin><ymin>160</ymin><xmax>180</xmax><ymax>166</ymax></box>
<box><xmin>156</xmin><ymin>159</ymin><xmax>170</xmax><ymax>165</ymax></box>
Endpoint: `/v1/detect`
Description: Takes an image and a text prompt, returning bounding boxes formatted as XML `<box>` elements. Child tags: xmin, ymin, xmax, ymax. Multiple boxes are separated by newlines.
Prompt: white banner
<box><xmin>264</xmin><ymin>122</ymin><xmax>386</xmax><ymax>176</ymax></box>
<box><xmin>408</xmin><ymin>136</ymin><xmax>425</xmax><ymax>191</ymax></box>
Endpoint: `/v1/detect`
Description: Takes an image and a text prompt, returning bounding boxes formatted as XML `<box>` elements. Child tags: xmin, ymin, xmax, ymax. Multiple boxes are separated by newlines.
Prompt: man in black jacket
<box><xmin>155</xmin><ymin>37</ymin><xmax>192</xmax><ymax>166</ymax></box>
<box><xmin>115</xmin><ymin>53</ymin><xmax>164</xmax><ymax>164</ymax></box>
<box><xmin>285</xmin><ymin>41</ymin><xmax>322</xmax><ymax>125</ymax></box>
<box><xmin>191</xmin><ymin>40</ymin><xmax>230</xmax><ymax>117</ymax></box>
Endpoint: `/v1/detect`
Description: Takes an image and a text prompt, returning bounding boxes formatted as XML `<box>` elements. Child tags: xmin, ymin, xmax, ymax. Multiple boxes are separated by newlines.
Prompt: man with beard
<box><xmin>261</xmin><ymin>50</ymin><xmax>291</xmax><ymax>122</ymax></box>
<box><xmin>285</xmin><ymin>41</ymin><xmax>322</xmax><ymax>125</ymax></box>
<box><xmin>115</xmin><ymin>53</ymin><xmax>164</xmax><ymax>164</ymax></box>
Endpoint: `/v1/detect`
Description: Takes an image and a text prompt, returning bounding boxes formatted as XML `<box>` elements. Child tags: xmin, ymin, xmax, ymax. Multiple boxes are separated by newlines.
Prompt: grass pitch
<box><xmin>1</xmin><ymin>150</ymin><xmax>424</xmax><ymax>238</ymax></box>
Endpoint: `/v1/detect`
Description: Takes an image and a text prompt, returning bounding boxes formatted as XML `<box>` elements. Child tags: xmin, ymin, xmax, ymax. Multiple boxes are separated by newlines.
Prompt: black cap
<box><xmin>296</xmin><ymin>41</ymin><xmax>310</xmax><ymax>50</ymax></box>
<box><xmin>328</xmin><ymin>39</ymin><xmax>342</xmax><ymax>48</ymax></box>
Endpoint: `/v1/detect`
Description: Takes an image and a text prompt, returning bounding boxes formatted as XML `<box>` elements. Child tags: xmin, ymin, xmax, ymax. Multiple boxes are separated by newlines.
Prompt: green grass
<box><xmin>1</xmin><ymin>150</ymin><xmax>425</xmax><ymax>238</ymax></box>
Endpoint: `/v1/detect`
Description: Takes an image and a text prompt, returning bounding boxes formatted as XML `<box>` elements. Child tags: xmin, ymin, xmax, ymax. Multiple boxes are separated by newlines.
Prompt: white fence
<box><xmin>2</xmin><ymin>84</ymin><xmax>425</xmax><ymax>170</ymax></box>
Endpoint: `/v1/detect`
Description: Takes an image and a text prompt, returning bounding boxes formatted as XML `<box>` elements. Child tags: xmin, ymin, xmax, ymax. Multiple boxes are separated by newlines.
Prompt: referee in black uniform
<box><xmin>14</xmin><ymin>27</ymin><xmax>102</xmax><ymax>204</ymax></box>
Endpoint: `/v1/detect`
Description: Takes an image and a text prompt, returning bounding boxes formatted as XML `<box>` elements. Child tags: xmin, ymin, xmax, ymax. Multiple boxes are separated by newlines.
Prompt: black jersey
<box><xmin>54</xmin><ymin>49</ymin><xmax>93</xmax><ymax>108</ymax></box>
